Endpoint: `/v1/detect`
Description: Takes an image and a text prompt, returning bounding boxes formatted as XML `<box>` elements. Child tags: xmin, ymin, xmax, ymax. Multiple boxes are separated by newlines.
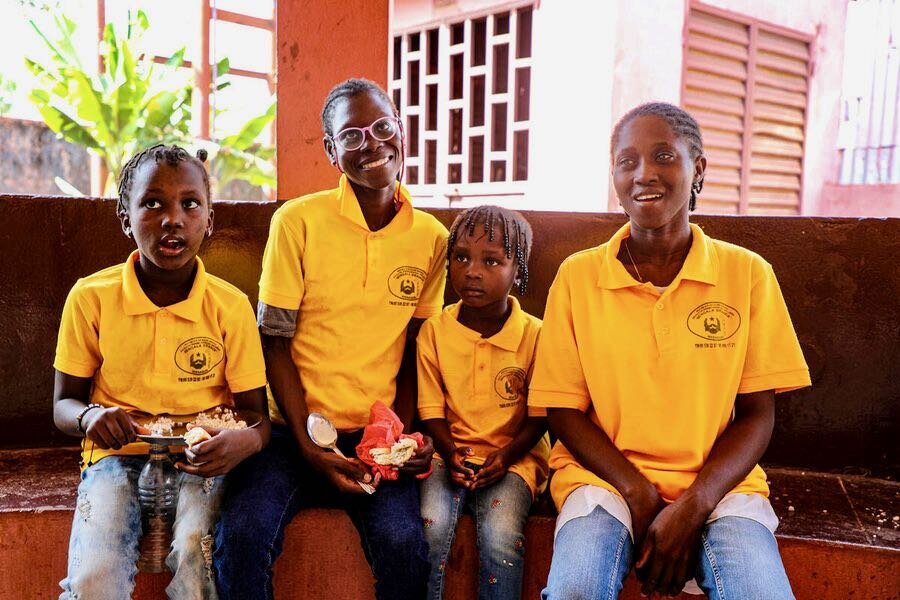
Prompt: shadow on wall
<box><xmin>0</xmin><ymin>194</ymin><xmax>897</xmax><ymax>480</ymax></box>
<box><xmin>0</xmin><ymin>118</ymin><xmax>90</xmax><ymax>196</ymax></box>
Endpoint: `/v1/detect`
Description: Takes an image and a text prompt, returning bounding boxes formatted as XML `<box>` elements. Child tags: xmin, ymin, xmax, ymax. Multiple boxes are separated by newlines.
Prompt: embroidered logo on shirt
<box><xmin>494</xmin><ymin>366</ymin><xmax>526</xmax><ymax>407</ymax></box>
<box><xmin>174</xmin><ymin>337</ymin><xmax>224</xmax><ymax>376</ymax></box>
<box><xmin>687</xmin><ymin>302</ymin><xmax>741</xmax><ymax>341</ymax></box>
<box><xmin>387</xmin><ymin>266</ymin><xmax>426</xmax><ymax>302</ymax></box>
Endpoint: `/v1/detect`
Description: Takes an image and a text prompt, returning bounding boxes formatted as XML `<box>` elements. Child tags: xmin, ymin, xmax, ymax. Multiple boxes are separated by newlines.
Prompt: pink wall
<box><xmin>818</xmin><ymin>183</ymin><xmax>900</xmax><ymax>217</ymax></box>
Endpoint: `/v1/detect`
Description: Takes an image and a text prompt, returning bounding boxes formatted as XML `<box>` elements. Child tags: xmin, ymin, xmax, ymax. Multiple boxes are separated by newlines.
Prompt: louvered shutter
<box><xmin>682</xmin><ymin>4</ymin><xmax>812</xmax><ymax>215</ymax></box>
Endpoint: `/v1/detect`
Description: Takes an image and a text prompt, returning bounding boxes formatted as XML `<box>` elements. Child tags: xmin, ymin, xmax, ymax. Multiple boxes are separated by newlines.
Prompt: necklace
<box><xmin>623</xmin><ymin>238</ymin><xmax>643</xmax><ymax>283</ymax></box>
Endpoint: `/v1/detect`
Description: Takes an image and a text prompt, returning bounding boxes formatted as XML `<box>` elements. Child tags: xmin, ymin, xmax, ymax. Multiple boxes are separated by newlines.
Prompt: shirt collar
<box><xmin>121</xmin><ymin>250</ymin><xmax>208</xmax><ymax>321</ymax></box>
<box><xmin>598</xmin><ymin>222</ymin><xmax>718</xmax><ymax>289</ymax></box>
<box><xmin>445</xmin><ymin>296</ymin><xmax>526</xmax><ymax>352</ymax></box>
<box><xmin>337</xmin><ymin>174</ymin><xmax>414</xmax><ymax>233</ymax></box>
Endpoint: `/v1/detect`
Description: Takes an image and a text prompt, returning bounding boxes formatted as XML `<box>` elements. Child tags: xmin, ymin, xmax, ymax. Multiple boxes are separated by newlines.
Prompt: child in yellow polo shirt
<box><xmin>214</xmin><ymin>79</ymin><xmax>448</xmax><ymax>600</ymax></box>
<box><xmin>532</xmin><ymin>103</ymin><xmax>810</xmax><ymax>600</ymax></box>
<box><xmin>52</xmin><ymin>145</ymin><xmax>269</xmax><ymax>600</ymax></box>
<box><xmin>418</xmin><ymin>206</ymin><xmax>550</xmax><ymax>600</ymax></box>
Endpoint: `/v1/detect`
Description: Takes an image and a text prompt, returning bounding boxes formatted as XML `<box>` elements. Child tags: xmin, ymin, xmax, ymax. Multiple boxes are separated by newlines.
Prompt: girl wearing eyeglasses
<box><xmin>214</xmin><ymin>78</ymin><xmax>449</xmax><ymax>600</ymax></box>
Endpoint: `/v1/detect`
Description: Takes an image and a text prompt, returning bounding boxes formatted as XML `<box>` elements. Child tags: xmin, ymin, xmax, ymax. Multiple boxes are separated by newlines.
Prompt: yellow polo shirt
<box><xmin>529</xmin><ymin>223</ymin><xmax>810</xmax><ymax>510</ymax></box>
<box><xmin>54</xmin><ymin>251</ymin><xmax>267</xmax><ymax>466</ymax></box>
<box><xmin>259</xmin><ymin>175</ymin><xmax>448</xmax><ymax>431</ymax></box>
<box><xmin>417</xmin><ymin>298</ymin><xmax>550</xmax><ymax>498</ymax></box>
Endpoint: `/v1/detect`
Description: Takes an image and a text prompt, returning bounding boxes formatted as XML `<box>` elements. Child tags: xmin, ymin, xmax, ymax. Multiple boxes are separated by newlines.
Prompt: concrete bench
<box><xmin>1</xmin><ymin>447</ymin><xmax>896</xmax><ymax>599</ymax></box>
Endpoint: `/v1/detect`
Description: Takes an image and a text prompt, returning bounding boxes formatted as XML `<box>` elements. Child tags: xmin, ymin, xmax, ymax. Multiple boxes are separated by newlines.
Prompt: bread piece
<box><xmin>184</xmin><ymin>426</ymin><xmax>212</xmax><ymax>448</ymax></box>
<box><xmin>369</xmin><ymin>438</ymin><xmax>418</xmax><ymax>466</ymax></box>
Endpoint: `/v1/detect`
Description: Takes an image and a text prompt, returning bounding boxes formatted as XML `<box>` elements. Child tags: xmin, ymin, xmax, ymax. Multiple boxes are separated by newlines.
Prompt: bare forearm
<box><xmin>422</xmin><ymin>418</ymin><xmax>456</xmax><ymax>459</ymax></box>
<box><xmin>261</xmin><ymin>333</ymin><xmax>320</xmax><ymax>458</ymax></box>
<box><xmin>681</xmin><ymin>390</ymin><xmax>775</xmax><ymax>513</ymax></box>
<box><xmin>52</xmin><ymin>369</ymin><xmax>94</xmax><ymax>437</ymax></box>
<box><xmin>232</xmin><ymin>387</ymin><xmax>271</xmax><ymax>450</ymax></box>
<box><xmin>500</xmin><ymin>416</ymin><xmax>547</xmax><ymax>464</ymax></box>
<box><xmin>548</xmin><ymin>408</ymin><xmax>655</xmax><ymax>501</ymax></box>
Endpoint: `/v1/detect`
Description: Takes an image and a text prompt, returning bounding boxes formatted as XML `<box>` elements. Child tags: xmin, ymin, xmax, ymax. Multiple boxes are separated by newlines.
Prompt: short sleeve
<box><xmin>258</xmin><ymin>208</ymin><xmax>306</xmax><ymax>310</ymax></box>
<box><xmin>222</xmin><ymin>297</ymin><xmax>268</xmax><ymax>393</ymax></box>
<box><xmin>524</xmin><ymin>328</ymin><xmax>547</xmax><ymax>417</ymax></box>
<box><xmin>738</xmin><ymin>260</ymin><xmax>811</xmax><ymax>394</ymax></box>
<box><xmin>53</xmin><ymin>281</ymin><xmax>101</xmax><ymax>378</ymax></box>
<box><xmin>413</xmin><ymin>222</ymin><xmax>449</xmax><ymax>319</ymax></box>
<box><xmin>528</xmin><ymin>261</ymin><xmax>592</xmax><ymax>410</ymax></box>
<box><xmin>416</xmin><ymin>319</ymin><xmax>447</xmax><ymax>420</ymax></box>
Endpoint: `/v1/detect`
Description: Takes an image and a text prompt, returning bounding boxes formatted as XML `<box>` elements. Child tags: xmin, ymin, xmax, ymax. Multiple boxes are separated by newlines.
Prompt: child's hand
<box><xmin>310</xmin><ymin>449</ymin><xmax>377</xmax><ymax>494</ymax></box>
<box><xmin>83</xmin><ymin>407</ymin><xmax>145</xmax><ymax>450</ymax></box>
<box><xmin>397</xmin><ymin>435</ymin><xmax>435</xmax><ymax>475</ymax></box>
<box><xmin>472</xmin><ymin>448</ymin><xmax>510</xmax><ymax>489</ymax></box>
<box><xmin>447</xmin><ymin>446</ymin><xmax>477</xmax><ymax>488</ymax></box>
<box><xmin>176</xmin><ymin>425</ymin><xmax>265</xmax><ymax>477</ymax></box>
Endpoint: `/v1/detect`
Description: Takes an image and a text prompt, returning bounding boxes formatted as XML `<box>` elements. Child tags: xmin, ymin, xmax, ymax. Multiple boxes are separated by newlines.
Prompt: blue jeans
<box><xmin>420</xmin><ymin>460</ymin><xmax>532</xmax><ymax>600</ymax></box>
<box><xmin>59</xmin><ymin>455</ymin><xmax>224</xmax><ymax>600</ymax></box>
<box><xmin>214</xmin><ymin>425</ymin><xmax>430</xmax><ymax>600</ymax></box>
<box><xmin>542</xmin><ymin>505</ymin><xmax>794</xmax><ymax>600</ymax></box>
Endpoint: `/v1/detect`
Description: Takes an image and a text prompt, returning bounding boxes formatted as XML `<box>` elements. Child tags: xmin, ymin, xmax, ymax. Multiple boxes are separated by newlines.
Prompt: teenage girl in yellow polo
<box><xmin>531</xmin><ymin>102</ymin><xmax>810</xmax><ymax>599</ymax></box>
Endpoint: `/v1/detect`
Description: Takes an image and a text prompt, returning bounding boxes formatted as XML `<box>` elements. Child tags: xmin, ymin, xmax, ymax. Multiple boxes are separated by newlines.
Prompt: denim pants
<box><xmin>213</xmin><ymin>425</ymin><xmax>430</xmax><ymax>600</ymax></box>
<box><xmin>59</xmin><ymin>455</ymin><xmax>224</xmax><ymax>600</ymax></box>
<box><xmin>420</xmin><ymin>460</ymin><xmax>532</xmax><ymax>600</ymax></box>
<box><xmin>541</xmin><ymin>504</ymin><xmax>795</xmax><ymax>600</ymax></box>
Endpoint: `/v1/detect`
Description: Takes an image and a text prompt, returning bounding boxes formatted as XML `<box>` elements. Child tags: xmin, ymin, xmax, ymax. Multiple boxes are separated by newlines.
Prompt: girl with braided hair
<box><xmin>531</xmin><ymin>103</ymin><xmax>809</xmax><ymax>599</ymax></box>
<box><xmin>53</xmin><ymin>144</ymin><xmax>269</xmax><ymax>599</ymax></box>
<box><xmin>417</xmin><ymin>205</ymin><xmax>549</xmax><ymax>600</ymax></box>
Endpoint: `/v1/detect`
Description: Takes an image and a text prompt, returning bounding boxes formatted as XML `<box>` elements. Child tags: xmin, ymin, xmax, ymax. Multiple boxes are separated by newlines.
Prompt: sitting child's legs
<box><xmin>695</xmin><ymin>515</ymin><xmax>795</xmax><ymax>600</ymax></box>
<box><xmin>59</xmin><ymin>456</ymin><xmax>143</xmax><ymax>600</ymax></box>
<box><xmin>472</xmin><ymin>472</ymin><xmax>531</xmax><ymax>600</ymax></box>
<box><xmin>541</xmin><ymin>504</ymin><xmax>632</xmax><ymax>600</ymax></box>
<box><xmin>213</xmin><ymin>427</ymin><xmax>310</xmax><ymax>600</ymax></box>
<box><xmin>166</xmin><ymin>472</ymin><xmax>225</xmax><ymax>600</ymax></box>
<box><xmin>420</xmin><ymin>459</ymin><xmax>469</xmax><ymax>599</ymax></box>
<box><xmin>346</xmin><ymin>475</ymin><xmax>430</xmax><ymax>600</ymax></box>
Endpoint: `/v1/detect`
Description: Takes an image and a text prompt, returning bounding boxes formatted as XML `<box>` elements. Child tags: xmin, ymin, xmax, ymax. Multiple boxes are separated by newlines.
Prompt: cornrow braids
<box><xmin>610</xmin><ymin>102</ymin><xmax>705</xmax><ymax>211</ymax></box>
<box><xmin>321</xmin><ymin>78</ymin><xmax>399</xmax><ymax>138</ymax></box>
<box><xmin>117</xmin><ymin>144</ymin><xmax>210</xmax><ymax>213</ymax></box>
<box><xmin>447</xmin><ymin>205</ymin><xmax>534</xmax><ymax>295</ymax></box>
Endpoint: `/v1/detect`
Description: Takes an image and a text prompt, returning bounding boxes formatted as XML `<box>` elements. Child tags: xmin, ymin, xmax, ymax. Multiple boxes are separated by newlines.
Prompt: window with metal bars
<box><xmin>390</xmin><ymin>4</ymin><xmax>534</xmax><ymax>206</ymax></box>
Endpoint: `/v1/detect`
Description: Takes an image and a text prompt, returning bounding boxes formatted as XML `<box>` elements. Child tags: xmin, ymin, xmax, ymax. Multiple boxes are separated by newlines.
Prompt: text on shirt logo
<box><xmin>387</xmin><ymin>266</ymin><xmax>426</xmax><ymax>303</ymax></box>
<box><xmin>494</xmin><ymin>366</ymin><xmax>526</xmax><ymax>407</ymax></box>
<box><xmin>686</xmin><ymin>302</ymin><xmax>741</xmax><ymax>341</ymax></box>
<box><xmin>174</xmin><ymin>337</ymin><xmax>224</xmax><ymax>376</ymax></box>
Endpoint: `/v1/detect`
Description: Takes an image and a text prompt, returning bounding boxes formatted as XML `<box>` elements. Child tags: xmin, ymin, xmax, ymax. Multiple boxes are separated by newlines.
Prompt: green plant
<box><xmin>207</xmin><ymin>101</ymin><xmax>276</xmax><ymax>194</ymax></box>
<box><xmin>25</xmin><ymin>10</ymin><xmax>193</xmax><ymax>194</ymax></box>
<box><xmin>0</xmin><ymin>75</ymin><xmax>16</xmax><ymax>117</ymax></box>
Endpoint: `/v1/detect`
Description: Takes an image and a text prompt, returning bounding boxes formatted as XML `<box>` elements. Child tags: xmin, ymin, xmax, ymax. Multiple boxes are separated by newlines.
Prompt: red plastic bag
<box><xmin>355</xmin><ymin>401</ymin><xmax>431</xmax><ymax>481</ymax></box>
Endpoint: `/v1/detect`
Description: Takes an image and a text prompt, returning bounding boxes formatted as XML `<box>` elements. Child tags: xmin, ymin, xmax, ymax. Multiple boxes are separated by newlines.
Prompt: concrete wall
<box><xmin>0</xmin><ymin>118</ymin><xmax>90</xmax><ymax>196</ymax></box>
<box><xmin>819</xmin><ymin>183</ymin><xmax>900</xmax><ymax>217</ymax></box>
<box><xmin>0</xmin><ymin>193</ymin><xmax>897</xmax><ymax>478</ymax></box>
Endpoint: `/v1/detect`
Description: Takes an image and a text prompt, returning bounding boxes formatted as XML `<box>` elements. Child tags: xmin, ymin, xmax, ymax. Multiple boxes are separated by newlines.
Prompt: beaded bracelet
<box><xmin>75</xmin><ymin>403</ymin><xmax>102</xmax><ymax>434</ymax></box>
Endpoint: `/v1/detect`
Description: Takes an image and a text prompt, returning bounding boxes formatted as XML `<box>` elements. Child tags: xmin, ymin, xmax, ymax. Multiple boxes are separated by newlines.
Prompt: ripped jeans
<box><xmin>59</xmin><ymin>455</ymin><xmax>224</xmax><ymax>600</ymax></box>
<box><xmin>420</xmin><ymin>460</ymin><xmax>532</xmax><ymax>600</ymax></box>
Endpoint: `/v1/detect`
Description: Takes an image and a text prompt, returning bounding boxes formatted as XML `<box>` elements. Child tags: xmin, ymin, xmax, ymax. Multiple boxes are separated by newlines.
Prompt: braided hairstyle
<box><xmin>610</xmin><ymin>102</ymin><xmax>705</xmax><ymax>211</ymax></box>
<box><xmin>117</xmin><ymin>144</ymin><xmax>210</xmax><ymax>214</ymax></box>
<box><xmin>447</xmin><ymin>205</ymin><xmax>533</xmax><ymax>295</ymax></box>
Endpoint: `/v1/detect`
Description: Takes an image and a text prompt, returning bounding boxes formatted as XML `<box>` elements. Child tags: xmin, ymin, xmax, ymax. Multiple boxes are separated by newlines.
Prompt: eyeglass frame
<box><xmin>329</xmin><ymin>116</ymin><xmax>402</xmax><ymax>152</ymax></box>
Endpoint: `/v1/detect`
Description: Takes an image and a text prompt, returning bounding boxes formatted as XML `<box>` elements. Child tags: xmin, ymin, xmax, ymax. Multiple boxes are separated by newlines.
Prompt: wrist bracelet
<box><xmin>76</xmin><ymin>403</ymin><xmax>103</xmax><ymax>434</ymax></box>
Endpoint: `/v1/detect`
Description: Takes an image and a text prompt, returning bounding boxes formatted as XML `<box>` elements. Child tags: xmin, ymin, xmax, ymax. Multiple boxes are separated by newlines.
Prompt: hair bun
<box><xmin>195</xmin><ymin>148</ymin><xmax>208</xmax><ymax>162</ymax></box>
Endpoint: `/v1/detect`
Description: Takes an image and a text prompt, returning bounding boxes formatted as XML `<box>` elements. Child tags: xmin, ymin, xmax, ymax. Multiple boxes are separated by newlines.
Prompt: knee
<box><xmin>480</xmin><ymin>522</ymin><xmax>526</xmax><ymax>561</ymax></box>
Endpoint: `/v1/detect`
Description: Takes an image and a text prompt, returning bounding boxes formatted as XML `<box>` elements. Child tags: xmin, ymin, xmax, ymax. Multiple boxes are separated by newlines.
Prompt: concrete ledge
<box><xmin>1</xmin><ymin>448</ymin><xmax>897</xmax><ymax>600</ymax></box>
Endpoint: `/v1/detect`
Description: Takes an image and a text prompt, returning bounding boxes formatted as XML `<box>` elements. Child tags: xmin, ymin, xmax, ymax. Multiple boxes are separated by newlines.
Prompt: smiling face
<box><xmin>449</xmin><ymin>223</ymin><xmax>518</xmax><ymax>312</ymax></box>
<box><xmin>324</xmin><ymin>91</ymin><xmax>403</xmax><ymax>191</ymax></box>
<box><xmin>120</xmin><ymin>160</ymin><xmax>213</xmax><ymax>273</ymax></box>
<box><xmin>612</xmin><ymin>114</ymin><xmax>706</xmax><ymax>231</ymax></box>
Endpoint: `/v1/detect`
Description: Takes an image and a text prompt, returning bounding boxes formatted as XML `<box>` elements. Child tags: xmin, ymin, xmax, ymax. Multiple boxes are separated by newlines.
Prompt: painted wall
<box><xmin>819</xmin><ymin>183</ymin><xmax>900</xmax><ymax>217</ymax></box>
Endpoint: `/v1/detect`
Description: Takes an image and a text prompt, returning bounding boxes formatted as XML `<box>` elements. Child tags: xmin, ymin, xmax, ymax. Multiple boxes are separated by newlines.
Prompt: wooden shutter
<box><xmin>682</xmin><ymin>4</ymin><xmax>811</xmax><ymax>215</ymax></box>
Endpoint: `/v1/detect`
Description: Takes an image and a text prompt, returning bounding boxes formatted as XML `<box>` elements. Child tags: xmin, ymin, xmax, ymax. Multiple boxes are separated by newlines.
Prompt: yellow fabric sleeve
<box><xmin>53</xmin><ymin>281</ymin><xmax>101</xmax><ymax>378</ymax></box>
<box><xmin>413</xmin><ymin>227</ymin><xmax>448</xmax><ymax>319</ymax></box>
<box><xmin>738</xmin><ymin>260</ymin><xmax>811</xmax><ymax>394</ymax></box>
<box><xmin>528</xmin><ymin>261</ymin><xmax>591</xmax><ymax>410</ymax></box>
<box><xmin>416</xmin><ymin>319</ymin><xmax>447</xmax><ymax>420</ymax></box>
<box><xmin>258</xmin><ymin>207</ymin><xmax>306</xmax><ymax>310</ymax></box>
<box><xmin>222</xmin><ymin>296</ymin><xmax>268</xmax><ymax>394</ymax></box>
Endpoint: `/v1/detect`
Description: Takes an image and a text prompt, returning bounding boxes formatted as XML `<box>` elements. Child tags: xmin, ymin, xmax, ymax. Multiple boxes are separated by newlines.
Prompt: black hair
<box><xmin>321</xmin><ymin>78</ymin><xmax>399</xmax><ymax>138</ymax></box>
<box><xmin>610</xmin><ymin>102</ymin><xmax>705</xmax><ymax>211</ymax></box>
<box><xmin>448</xmin><ymin>205</ymin><xmax>533</xmax><ymax>295</ymax></box>
<box><xmin>117</xmin><ymin>144</ymin><xmax>210</xmax><ymax>214</ymax></box>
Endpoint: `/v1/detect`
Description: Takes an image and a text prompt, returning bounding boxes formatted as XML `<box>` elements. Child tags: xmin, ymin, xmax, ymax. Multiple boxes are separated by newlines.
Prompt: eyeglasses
<box><xmin>331</xmin><ymin>116</ymin><xmax>400</xmax><ymax>151</ymax></box>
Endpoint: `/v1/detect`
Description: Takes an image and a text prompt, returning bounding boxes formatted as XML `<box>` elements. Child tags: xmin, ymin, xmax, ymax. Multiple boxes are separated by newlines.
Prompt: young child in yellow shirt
<box><xmin>418</xmin><ymin>206</ymin><xmax>550</xmax><ymax>600</ymax></box>
<box><xmin>52</xmin><ymin>145</ymin><xmax>269</xmax><ymax>600</ymax></box>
